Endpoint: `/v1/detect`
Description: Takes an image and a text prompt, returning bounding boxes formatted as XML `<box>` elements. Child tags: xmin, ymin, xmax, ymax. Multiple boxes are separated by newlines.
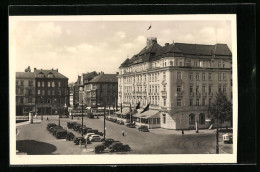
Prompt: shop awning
<box><xmin>133</xmin><ymin>110</ymin><xmax>160</xmax><ymax>119</ymax></box>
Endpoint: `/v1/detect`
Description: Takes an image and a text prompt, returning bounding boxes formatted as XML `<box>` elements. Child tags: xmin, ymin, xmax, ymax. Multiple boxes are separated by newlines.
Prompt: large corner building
<box><xmin>118</xmin><ymin>37</ymin><xmax>232</xmax><ymax>129</ymax></box>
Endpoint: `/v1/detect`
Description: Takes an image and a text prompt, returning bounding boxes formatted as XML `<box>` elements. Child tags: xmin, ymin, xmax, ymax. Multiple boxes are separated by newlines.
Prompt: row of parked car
<box><xmin>94</xmin><ymin>138</ymin><xmax>131</xmax><ymax>153</ymax></box>
<box><xmin>105</xmin><ymin>117</ymin><xmax>150</xmax><ymax>132</ymax></box>
<box><xmin>105</xmin><ymin>117</ymin><xmax>125</xmax><ymax>125</ymax></box>
<box><xmin>46</xmin><ymin>123</ymin><xmax>68</xmax><ymax>139</ymax></box>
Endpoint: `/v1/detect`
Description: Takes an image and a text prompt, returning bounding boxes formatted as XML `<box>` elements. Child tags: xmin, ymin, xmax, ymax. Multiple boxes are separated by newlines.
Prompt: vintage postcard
<box><xmin>9</xmin><ymin>14</ymin><xmax>237</xmax><ymax>164</ymax></box>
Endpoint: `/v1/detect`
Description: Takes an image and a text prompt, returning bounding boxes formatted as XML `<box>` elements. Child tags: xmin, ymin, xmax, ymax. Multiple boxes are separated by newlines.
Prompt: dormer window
<box><xmin>47</xmin><ymin>72</ymin><xmax>54</xmax><ymax>78</ymax></box>
<box><xmin>38</xmin><ymin>72</ymin><xmax>44</xmax><ymax>77</ymax></box>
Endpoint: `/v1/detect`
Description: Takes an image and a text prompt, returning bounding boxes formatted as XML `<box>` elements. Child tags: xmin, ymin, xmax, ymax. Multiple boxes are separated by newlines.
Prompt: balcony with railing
<box><xmin>161</xmin><ymin>91</ymin><xmax>167</xmax><ymax>97</ymax></box>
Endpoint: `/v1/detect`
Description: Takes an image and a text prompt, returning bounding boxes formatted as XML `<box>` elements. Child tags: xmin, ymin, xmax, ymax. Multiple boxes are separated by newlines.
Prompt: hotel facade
<box><xmin>117</xmin><ymin>37</ymin><xmax>232</xmax><ymax>129</ymax></box>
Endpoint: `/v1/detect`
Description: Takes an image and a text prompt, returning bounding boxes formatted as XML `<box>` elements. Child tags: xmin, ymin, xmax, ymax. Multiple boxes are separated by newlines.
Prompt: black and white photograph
<box><xmin>9</xmin><ymin>14</ymin><xmax>237</xmax><ymax>164</ymax></box>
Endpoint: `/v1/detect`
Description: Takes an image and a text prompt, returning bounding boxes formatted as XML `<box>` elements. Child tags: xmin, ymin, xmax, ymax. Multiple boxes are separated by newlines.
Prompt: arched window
<box><xmin>189</xmin><ymin>113</ymin><xmax>195</xmax><ymax>125</ymax></box>
<box><xmin>199</xmin><ymin>113</ymin><xmax>205</xmax><ymax>124</ymax></box>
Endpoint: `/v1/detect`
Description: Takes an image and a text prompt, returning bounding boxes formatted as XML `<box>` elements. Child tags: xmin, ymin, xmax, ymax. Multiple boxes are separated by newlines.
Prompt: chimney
<box><xmin>116</xmin><ymin>72</ymin><xmax>119</xmax><ymax>74</ymax></box>
<box><xmin>165</xmin><ymin>43</ymin><xmax>169</xmax><ymax>46</ymax></box>
<box><xmin>146</xmin><ymin>37</ymin><xmax>157</xmax><ymax>48</ymax></box>
<box><xmin>56</xmin><ymin>69</ymin><xmax>58</xmax><ymax>72</ymax></box>
<box><xmin>34</xmin><ymin>68</ymin><xmax>36</xmax><ymax>72</ymax></box>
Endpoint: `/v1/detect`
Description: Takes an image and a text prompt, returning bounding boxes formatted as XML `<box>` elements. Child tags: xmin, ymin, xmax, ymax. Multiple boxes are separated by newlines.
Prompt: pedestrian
<box><xmin>47</xmin><ymin>117</ymin><xmax>49</xmax><ymax>121</ymax></box>
<box><xmin>122</xmin><ymin>130</ymin><xmax>124</xmax><ymax>136</ymax></box>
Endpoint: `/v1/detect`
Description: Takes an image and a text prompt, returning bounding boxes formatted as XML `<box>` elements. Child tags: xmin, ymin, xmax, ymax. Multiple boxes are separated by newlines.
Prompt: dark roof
<box><xmin>34</xmin><ymin>69</ymin><xmax>68</xmax><ymax>79</ymax></box>
<box><xmin>16</xmin><ymin>72</ymin><xmax>35</xmax><ymax>79</ymax></box>
<box><xmin>89</xmin><ymin>74</ymin><xmax>118</xmax><ymax>83</ymax></box>
<box><xmin>120</xmin><ymin>40</ymin><xmax>232</xmax><ymax>67</ymax></box>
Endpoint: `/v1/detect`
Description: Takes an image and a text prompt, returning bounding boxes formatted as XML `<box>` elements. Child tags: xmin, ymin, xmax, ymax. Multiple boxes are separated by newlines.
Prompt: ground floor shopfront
<box><xmin>16</xmin><ymin>105</ymin><xmax>35</xmax><ymax>116</ymax></box>
<box><xmin>112</xmin><ymin>106</ymin><xmax>231</xmax><ymax>130</ymax></box>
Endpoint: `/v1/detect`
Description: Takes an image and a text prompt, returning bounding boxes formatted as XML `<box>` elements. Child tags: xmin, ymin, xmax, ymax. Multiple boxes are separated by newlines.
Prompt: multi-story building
<box><xmin>34</xmin><ymin>68</ymin><xmax>69</xmax><ymax>115</ymax></box>
<box><xmin>16</xmin><ymin>71</ymin><xmax>36</xmax><ymax>116</ymax></box>
<box><xmin>118</xmin><ymin>37</ymin><xmax>232</xmax><ymax>129</ymax></box>
<box><xmin>84</xmin><ymin>72</ymin><xmax>118</xmax><ymax>109</ymax></box>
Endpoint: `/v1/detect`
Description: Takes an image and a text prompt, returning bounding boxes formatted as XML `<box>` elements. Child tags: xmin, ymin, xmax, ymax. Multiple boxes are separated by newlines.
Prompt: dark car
<box><xmin>95</xmin><ymin>144</ymin><xmax>105</xmax><ymax>153</ymax></box>
<box><xmin>66</xmin><ymin>132</ymin><xmax>75</xmax><ymax>141</ymax></box>
<box><xmin>82</xmin><ymin>127</ymin><xmax>92</xmax><ymax>135</ymax></box>
<box><xmin>50</xmin><ymin>126</ymin><xmax>63</xmax><ymax>133</ymax></box>
<box><xmin>126</xmin><ymin>123</ymin><xmax>136</xmax><ymax>128</ymax></box>
<box><xmin>108</xmin><ymin>142</ymin><xmax>131</xmax><ymax>152</ymax></box>
<box><xmin>52</xmin><ymin>127</ymin><xmax>64</xmax><ymax>136</ymax></box>
<box><xmin>102</xmin><ymin>138</ymin><xmax>117</xmax><ymax>148</ymax></box>
<box><xmin>86</xmin><ymin>129</ymin><xmax>98</xmax><ymax>134</ymax></box>
<box><xmin>87</xmin><ymin>113</ymin><xmax>94</xmax><ymax>119</ymax></box>
<box><xmin>138</xmin><ymin>125</ymin><xmax>149</xmax><ymax>132</ymax></box>
<box><xmin>55</xmin><ymin>129</ymin><xmax>67</xmax><ymax>139</ymax></box>
<box><xmin>97</xmin><ymin>131</ymin><xmax>104</xmax><ymax>136</ymax></box>
<box><xmin>73</xmin><ymin>137</ymin><xmax>86</xmax><ymax>145</ymax></box>
<box><xmin>47</xmin><ymin>123</ymin><xmax>57</xmax><ymax>131</ymax></box>
<box><xmin>73</xmin><ymin>124</ymin><xmax>81</xmax><ymax>132</ymax></box>
<box><xmin>67</xmin><ymin>122</ymin><xmax>78</xmax><ymax>129</ymax></box>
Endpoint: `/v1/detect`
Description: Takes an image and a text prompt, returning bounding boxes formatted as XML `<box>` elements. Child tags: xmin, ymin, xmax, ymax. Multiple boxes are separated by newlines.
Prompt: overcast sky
<box><xmin>10</xmin><ymin>16</ymin><xmax>233</xmax><ymax>83</ymax></box>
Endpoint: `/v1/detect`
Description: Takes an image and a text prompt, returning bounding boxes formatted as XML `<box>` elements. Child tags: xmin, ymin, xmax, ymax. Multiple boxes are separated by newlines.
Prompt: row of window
<box><xmin>37</xmin><ymin>89</ymin><xmax>62</xmax><ymax>96</ymax></box>
<box><xmin>16</xmin><ymin>80</ymin><xmax>34</xmax><ymax>86</ymax></box>
<box><xmin>16</xmin><ymin>97</ymin><xmax>33</xmax><ymax>103</ymax></box>
<box><xmin>16</xmin><ymin>88</ymin><xmax>33</xmax><ymax>95</ymax></box>
<box><xmin>162</xmin><ymin>113</ymin><xmax>205</xmax><ymax>125</ymax></box>
<box><xmin>37</xmin><ymin>81</ymin><xmax>62</xmax><ymax>88</ymax></box>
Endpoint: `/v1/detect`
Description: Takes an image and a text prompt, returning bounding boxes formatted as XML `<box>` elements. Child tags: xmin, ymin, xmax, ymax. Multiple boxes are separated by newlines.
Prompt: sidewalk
<box><xmin>16</xmin><ymin>119</ymin><xmax>42</xmax><ymax>127</ymax></box>
<box><xmin>149</xmin><ymin>128</ymin><xmax>216</xmax><ymax>135</ymax></box>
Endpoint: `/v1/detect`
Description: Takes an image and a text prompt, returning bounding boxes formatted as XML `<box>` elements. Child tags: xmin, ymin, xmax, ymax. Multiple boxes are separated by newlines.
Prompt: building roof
<box><xmin>34</xmin><ymin>69</ymin><xmax>68</xmax><ymax>79</ymax></box>
<box><xmin>120</xmin><ymin>38</ymin><xmax>232</xmax><ymax>67</ymax></box>
<box><xmin>82</xmin><ymin>71</ymin><xmax>98</xmax><ymax>84</ymax></box>
<box><xmin>16</xmin><ymin>72</ymin><xmax>35</xmax><ymax>79</ymax></box>
<box><xmin>89</xmin><ymin>74</ymin><xmax>118</xmax><ymax>83</ymax></box>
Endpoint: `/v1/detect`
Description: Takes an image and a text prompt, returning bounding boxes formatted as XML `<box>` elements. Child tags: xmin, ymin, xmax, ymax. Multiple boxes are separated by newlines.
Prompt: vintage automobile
<box><xmin>138</xmin><ymin>125</ymin><xmax>149</xmax><ymax>132</ymax></box>
<box><xmin>47</xmin><ymin>123</ymin><xmax>57</xmax><ymax>131</ymax></box>
<box><xmin>94</xmin><ymin>144</ymin><xmax>105</xmax><ymax>154</ymax></box>
<box><xmin>97</xmin><ymin>131</ymin><xmax>104</xmax><ymax>136</ymax></box>
<box><xmin>126</xmin><ymin>123</ymin><xmax>136</xmax><ymax>128</ymax></box>
<box><xmin>55</xmin><ymin>129</ymin><xmax>67</xmax><ymax>139</ymax></box>
<box><xmin>49</xmin><ymin>126</ymin><xmax>63</xmax><ymax>133</ymax></box>
<box><xmin>102</xmin><ymin>138</ymin><xmax>118</xmax><ymax>148</ymax></box>
<box><xmin>73</xmin><ymin>137</ymin><xmax>86</xmax><ymax>145</ymax></box>
<box><xmin>82</xmin><ymin>127</ymin><xmax>92</xmax><ymax>135</ymax></box>
<box><xmin>116</xmin><ymin>120</ymin><xmax>124</xmax><ymax>125</ymax></box>
<box><xmin>89</xmin><ymin>135</ymin><xmax>102</xmax><ymax>142</ymax></box>
<box><xmin>108</xmin><ymin>142</ymin><xmax>131</xmax><ymax>152</ymax></box>
<box><xmin>66</xmin><ymin>132</ymin><xmax>75</xmax><ymax>141</ymax></box>
<box><xmin>84</xmin><ymin>133</ymin><xmax>96</xmax><ymax>140</ymax></box>
<box><xmin>86</xmin><ymin>129</ymin><xmax>99</xmax><ymax>134</ymax></box>
<box><xmin>223</xmin><ymin>133</ymin><xmax>233</xmax><ymax>144</ymax></box>
<box><xmin>67</xmin><ymin>122</ymin><xmax>78</xmax><ymax>129</ymax></box>
<box><xmin>73</xmin><ymin>124</ymin><xmax>82</xmax><ymax>132</ymax></box>
<box><xmin>52</xmin><ymin>127</ymin><xmax>64</xmax><ymax>136</ymax></box>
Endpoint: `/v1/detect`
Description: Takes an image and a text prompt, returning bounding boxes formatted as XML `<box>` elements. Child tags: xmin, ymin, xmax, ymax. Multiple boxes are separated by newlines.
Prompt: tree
<box><xmin>208</xmin><ymin>92</ymin><xmax>232</xmax><ymax>127</ymax></box>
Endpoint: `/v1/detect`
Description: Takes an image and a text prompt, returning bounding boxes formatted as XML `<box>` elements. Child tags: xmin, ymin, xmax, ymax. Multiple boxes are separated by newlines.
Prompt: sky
<box><xmin>10</xmin><ymin>16</ymin><xmax>233</xmax><ymax>83</ymax></box>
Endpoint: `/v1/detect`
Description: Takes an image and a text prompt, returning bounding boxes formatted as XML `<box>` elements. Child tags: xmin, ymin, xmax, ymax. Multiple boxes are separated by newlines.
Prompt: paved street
<box><xmin>16</xmin><ymin>115</ymin><xmax>232</xmax><ymax>155</ymax></box>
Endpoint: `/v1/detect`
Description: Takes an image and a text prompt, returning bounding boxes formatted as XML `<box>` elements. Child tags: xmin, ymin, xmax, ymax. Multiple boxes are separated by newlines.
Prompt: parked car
<box><xmin>67</xmin><ymin>122</ymin><xmax>78</xmax><ymax>129</ymax></box>
<box><xmin>66</xmin><ymin>132</ymin><xmax>75</xmax><ymax>141</ymax></box>
<box><xmin>84</xmin><ymin>133</ymin><xmax>96</xmax><ymax>142</ymax></box>
<box><xmin>52</xmin><ymin>128</ymin><xmax>64</xmax><ymax>136</ymax></box>
<box><xmin>108</xmin><ymin>142</ymin><xmax>131</xmax><ymax>152</ymax></box>
<box><xmin>138</xmin><ymin>125</ymin><xmax>149</xmax><ymax>132</ymax></box>
<box><xmin>73</xmin><ymin>124</ymin><xmax>81</xmax><ymax>132</ymax></box>
<box><xmin>126</xmin><ymin>123</ymin><xmax>136</xmax><ymax>128</ymax></box>
<box><xmin>47</xmin><ymin>123</ymin><xmax>57</xmax><ymax>131</ymax></box>
<box><xmin>50</xmin><ymin>126</ymin><xmax>63</xmax><ymax>133</ymax></box>
<box><xmin>97</xmin><ymin>131</ymin><xmax>104</xmax><ymax>136</ymax></box>
<box><xmin>102</xmin><ymin>138</ymin><xmax>117</xmax><ymax>148</ymax></box>
<box><xmin>55</xmin><ymin>129</ymin><xmax>67</xmax><ymax>139</ymax></box>
<box><xmin>95</xmin><ymin>144</ymin><xmax>105</xmax><ymax>154</ymax></box>
<box><xmin>82</xmin><ymin>127</ymin><xmax>92</xmax><ymax>135</ymax></box>
<box><xmin>89</xmin><ymin>135</ymin><xmax>102</xmax><ymax>142</ymax></box>
<box><xmin>86</xmin><ymin>129</ymin><xmax>98</xmax><ymax>134</ymax></box>
<box><xmin>73</xmin><ymin>137</ymin><xmax>86</xmax><ymax>145</ymax></box>
<box><xmin>223</xmin><ymin>133</ymin><xmax>233</xmax><ymax>144</ymax></box>
<box><xmin>116</xmin><ymin>120</ymin><xmax>124</xmax><ymax>125</ymax></box>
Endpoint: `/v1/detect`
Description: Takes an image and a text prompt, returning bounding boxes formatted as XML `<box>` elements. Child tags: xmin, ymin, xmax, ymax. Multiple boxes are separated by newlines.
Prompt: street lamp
<box><xmin>41</xmin><ymin>96</ymin><xmax>43</xmax><ymax>120</ymax></box>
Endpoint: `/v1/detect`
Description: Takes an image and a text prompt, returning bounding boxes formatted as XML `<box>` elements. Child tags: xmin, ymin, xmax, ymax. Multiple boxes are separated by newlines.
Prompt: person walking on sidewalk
<box><xmin>122</xmin><ymin>130</ymin><xmax>125</xmax><ymax>136</ymax></box>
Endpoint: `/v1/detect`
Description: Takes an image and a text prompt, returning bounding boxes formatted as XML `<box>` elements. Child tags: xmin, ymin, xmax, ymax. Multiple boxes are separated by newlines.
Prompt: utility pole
<box><xmin>103</xmin><ymin>104</ymin><xmax>106</xmax><ymax>140</ymax></box>
<box><xmin>216</xmin><ymin>113</ymin><xmax>219</xmax><ymax>154</ymax></box>
<box><xmin>81</xmin><ymin>99</ymin><xmax>84</xmax><ymax>137</ymax></box>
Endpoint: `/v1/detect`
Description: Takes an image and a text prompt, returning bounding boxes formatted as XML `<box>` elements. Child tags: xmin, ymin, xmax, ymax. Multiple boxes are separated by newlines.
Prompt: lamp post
<box><xmin>103</xmin><ymin>104</ymin><xmax>106</xmax><ymax>141</ymax></box>
<box><xmin>81</xmin><ymin>99</ymin><xmax>84</xmax><ymax>137</ymax></box>
<box><xmin>216</xmin><ymin>113</ymin><xmax>219</xmax><ymax>154</ymax></box>
<box><xmin>41</xmin><ymin>96</ymin><xmax>43</xmax><ymax>120</ymax></box>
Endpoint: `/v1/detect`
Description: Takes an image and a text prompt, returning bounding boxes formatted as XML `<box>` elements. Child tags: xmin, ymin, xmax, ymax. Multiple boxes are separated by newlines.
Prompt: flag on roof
<box><xmin>121</xmin><ymin>103</ymin><xmax>122</xmax><ymax>113</ymax></box>
<box><xmin>147</xmin><ymin>25</ymin><xmax>152</xmax><ymax>30</ymax></box>
<box><xmin>141</xmin><ymin>103</ymin><xmax>150</xmax><ymax>113</ymax></box>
